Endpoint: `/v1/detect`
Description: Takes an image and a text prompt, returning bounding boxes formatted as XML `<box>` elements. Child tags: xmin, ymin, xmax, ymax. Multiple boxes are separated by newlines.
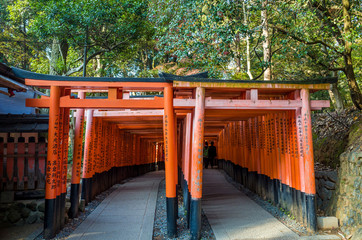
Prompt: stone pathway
<box><xmin>203</xmin><ymin>169</ymin><xmax>308</xmax><ymax>240</ymax></box>
<box><xmin>67</xmin><ymin>171</ymin><xmax>163</xmax><ymax>240</ymax></box>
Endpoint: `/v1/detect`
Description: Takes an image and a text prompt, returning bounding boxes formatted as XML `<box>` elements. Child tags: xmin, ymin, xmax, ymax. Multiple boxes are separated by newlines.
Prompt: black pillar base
<box><xmin>60</xmin><ymin>192</ymin><xmax>66</xmax><ymax>228</ymax></box>
<box><xmin>186</xmin><ymin>190</ymin><xmax>191</xmax><ymax>228</ymax></box>
<box><xmin>166</xmin><ymin>197</ymin><xmax>177</xmax><ymax>238</ymax></box>
<box><xmin>55</xmin><ymin>195</ymin><xmax>60</xmax><ymax>232</ymax></box>
<box><xmin>281</xmin><ymin>183</ymin><xmax>287</xmax><ymax>209</ymax></box>
<box><xmin>81</xmin><ymin>177</ymin><xmax>92</xmax><ymax>205</ymax></box>
<box><xmin>190</xmin><ymin>198</ymin><xmax>201</xmax><ymax>240</ymax></box>
<box><xmin>175</xmin><ymin>186</ymin><xmax>179</xmax><ymax>219</ymax></box>
<box><xmin>69</xmin><ymin>183</ymin><xmax>80</xmax><ymax>219</ymax></box>
<box><xmin>301</xmin><ymin>191</ymin><xmax>307</xmax><ymax>226</ymax></box>
<box><xmin>295</xmin><ymin>190</ymin><xmax>302</xmax><ymax>222</ymax></box>
<box><xmin>273</xmin><ymin>179</ymin><xmax>279</xmax><ymax>205</ymax></box>
<box><xmin>44</xmin><ymin>198</ymin><xmax>57</xmax><ymax>239</ymax></box>
<box><xmin>306</xmin><ymin>194</ymin><xmax>316</xmax><ymax>232</ymax></box>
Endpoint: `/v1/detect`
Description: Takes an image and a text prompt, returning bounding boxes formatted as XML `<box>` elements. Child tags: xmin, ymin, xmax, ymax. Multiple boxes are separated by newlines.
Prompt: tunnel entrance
<box><xmin>14</xmin><ymin>67</ymin><xmax>336</xmax><ymax>239</ymax></box>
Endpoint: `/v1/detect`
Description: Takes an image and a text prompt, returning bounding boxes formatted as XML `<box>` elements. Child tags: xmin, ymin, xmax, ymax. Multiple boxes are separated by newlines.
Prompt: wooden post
<box><xmin>301</xmin><ymin>88</ymin><xmax>317</xmax><ymax>231</ymax></box>
<box><xmin>163</xmin><ymin>86</ymin><xmax>177</xmax><ymax>238</ymax></box>
<box><xmin>69</xmin><ymin>92</ymin><xmax>85</xmax><ymax>218</ymax></box>
<box><xmin>190</xmin><ymin>87</ymin><xmax>205</xmax><ymax>240</ymax></box>
<box><xmin>44</xmin><ymin>86</ymin><xmax>61</xmax><ymax>239</ymax></box>
<box><xmin>60</xmin><ymin>105</ymin><xmax>70</xmax><ymax>228</ymax></box>
<box><xmin>183</xmin><ymin>113</ymin><xmax>192</xmax><ymax>226</ymax></box>
<box><xmin>81</xmin><ymin>110</ymin><xmax>94</xmax><ymax>205</ymax></box>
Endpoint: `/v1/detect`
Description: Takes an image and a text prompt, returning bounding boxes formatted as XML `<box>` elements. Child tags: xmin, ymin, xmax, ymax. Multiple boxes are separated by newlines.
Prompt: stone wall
<box><xmin>327</xmin><ymin>121</ymin><xmax>362</xmax><ymax>237</ymax></box>
<box><xmin>0</xmin><ymin>199</ymin><xmax>44</xmax><ymax>225</ymax></box>
<box><xmin>315</xmin><ymin>170</ymin><xmax>338</xmax><ymax>213</ymax></box>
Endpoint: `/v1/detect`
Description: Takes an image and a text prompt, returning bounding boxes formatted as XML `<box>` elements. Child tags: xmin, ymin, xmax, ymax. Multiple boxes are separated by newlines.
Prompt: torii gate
<box><xmin>11</xmin><ymin>67</ymin><xmax>335</xmax><ymax>239</ymax></box>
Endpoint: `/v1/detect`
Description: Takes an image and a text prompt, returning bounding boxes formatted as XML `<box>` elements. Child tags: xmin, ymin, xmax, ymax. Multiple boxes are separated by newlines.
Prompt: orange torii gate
<box><xmin>10</xmin><ymin>67</ymin><xmax>336</xmax><ymax>239</ymax></box>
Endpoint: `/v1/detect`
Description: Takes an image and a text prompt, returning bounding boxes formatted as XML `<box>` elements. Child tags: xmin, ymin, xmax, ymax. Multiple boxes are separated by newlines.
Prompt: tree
<box><xmin>152</xmin><ymin>0</ymin><xmax>264</xmax><ymax>78</ymax></box>
<box><xmin>261</xmin><ymin>0</ymin><xmax>271</xmax><ymax>80</ymax></box>
<box><xmin>0</xmin><ymin>0</ymin><xmax>44</xmax><ymax>69</ymax></box>
<box><xmin>31</xmin><ymin>0</ymin><xmax>153</xmax><ymax>76</ymax></box>
<box><xmin>271</xmin><ymin>0</ymin><xmax>362</xmax><ymax>109</ymax></box>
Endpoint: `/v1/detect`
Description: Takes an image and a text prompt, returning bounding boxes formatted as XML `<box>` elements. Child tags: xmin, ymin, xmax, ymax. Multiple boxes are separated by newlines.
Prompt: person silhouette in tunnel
<box><xmin>208</xmin><ymin>141</ymin><xmax>217</xmax><ymax>168</ymax></box>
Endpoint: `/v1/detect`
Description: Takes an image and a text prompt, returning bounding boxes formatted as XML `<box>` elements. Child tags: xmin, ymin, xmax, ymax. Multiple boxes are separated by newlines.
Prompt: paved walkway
<box><xmin>202</xmin><ymin>169</ymin><xmax>300</xmax><ymax>240</ymax></box>
<box><xmin>68</xmin><ymin>171</ymin><xmax>163</xmax><ymax>240</ymax></box>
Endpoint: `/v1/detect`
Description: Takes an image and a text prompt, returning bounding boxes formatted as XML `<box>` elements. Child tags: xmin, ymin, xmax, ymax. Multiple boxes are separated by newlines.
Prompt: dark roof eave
<box><xmin>0</xmin><ymin>63</ymin><xmax>25</xmax><ymax>84</ymax></box>
<box><xmin>10</xmin><ymin>66</ymin><xmax>338</xmax><ymax>85</ymax></box>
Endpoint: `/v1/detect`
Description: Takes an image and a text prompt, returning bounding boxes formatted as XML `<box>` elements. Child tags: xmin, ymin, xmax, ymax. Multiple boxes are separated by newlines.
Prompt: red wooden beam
<box><xmin>25</xmin><ymin>79</ymin><xmax>171</xmax><ymax>89</ymax></box>
<box><xmin>26</xmin><ymin>96</ymin><xmax>164</xmax><ymax>109</ymax></box>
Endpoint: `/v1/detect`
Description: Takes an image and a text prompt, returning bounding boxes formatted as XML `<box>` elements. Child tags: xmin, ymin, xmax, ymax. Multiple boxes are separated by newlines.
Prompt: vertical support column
<box><xmin>265</xmin><ymin>114</ymin><xmax>273</xmax><ymax>201</ymax></box>
<box><xmin>163</xmin><ymin>86</ymin><xmax>177</xmax><ymax>238</ymax></box>
<box><xmin>296</xmin><ymin>107</ymin><xmax>307</xmax><ymax>223</ymax></box>
<box><xmin>183</xmin><ymin>113</ymin><xmax>192</xmax><ymax>227</ymax></box>
<box><xmin>190</xmin><ymin>87</ymin><xmax>205</xmax><ymax>240</ymax></box>
<box><xmin>291</xmin><ymin>112</ymin><xmax>302</xmax><ymax>222</ymax></box>
<box><xmin>55</xmin><ymin>106</ymin><xmax>64</xmax><ymax>232</ymax></box>
<box><xmin>90</xmin><ymin>116</ymin><xmax>97</xmax><ymax>199</ymax></box>
<box><xmin>301</xmin><ymin>89</ymin><xmax>316</xmax><ymax>232</ymax></box>
<box><xmin>61</xmin><ymin>105</ymin><xmax>70</xmax><ymax>229</ymax></box>
<box><xmin>81</xmin><ymin>110</ymin><xmax>94</xmax><ymax>205</ymax></box>
<box><xmin>44</xmin><ymin>86</ymin><xmax>61</xmax><ymax>239</ymax></box>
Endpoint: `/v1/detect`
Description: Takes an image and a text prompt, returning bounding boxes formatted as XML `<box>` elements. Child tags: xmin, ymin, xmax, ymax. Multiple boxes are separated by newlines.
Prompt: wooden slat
<box><xmin>28</xmin><ymin>137</ymin><xmax>36</xmax><ymax>189</ymax></box>
<box><xmin>6</xmin><ymin>138</ymin><xmax>15</xmax><ymax>190</ymax></box>
<box><xmin>17</xmin><ymin>138</ymin><xmax>25</xmax><ymax>190</ymax></box>
<box><xmin>37</xmin><ymin>139</ymin><xmax>46</xmax><ymax>189</ymax></box>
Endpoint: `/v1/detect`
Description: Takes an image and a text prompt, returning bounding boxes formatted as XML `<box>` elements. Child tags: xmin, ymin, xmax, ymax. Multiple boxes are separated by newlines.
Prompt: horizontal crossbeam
<box><xmin>173</xmin><ymin>81</ymin><xmax>332</xmax><ymax>90</ymax></box>
<box><xmin>27</xmin><ymin>97</ymin><xmax>329</xmax><ymax>110</ymax></box>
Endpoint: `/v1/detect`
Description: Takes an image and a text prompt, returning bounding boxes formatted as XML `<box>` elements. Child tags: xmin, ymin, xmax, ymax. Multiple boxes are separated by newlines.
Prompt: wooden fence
<box><xmin>0</xmin><ymin>136</ymin><xmax>47</xmax><ymax>191</ymax></box>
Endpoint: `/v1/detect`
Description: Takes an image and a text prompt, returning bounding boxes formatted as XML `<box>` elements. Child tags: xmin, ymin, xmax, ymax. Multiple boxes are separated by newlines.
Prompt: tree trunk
<box><xmin>261</xmin><ymin>0</ymin><xmax>271</xmax><ymax>80</ymax></box>
<box><xmin>342</xmin><ymin>0</ymin><xmax>362</xmax><ymax>110</ymax></box>
<box><xmin>49</xmin><ymin>38</ymin><xmax>60</xmax><ymax>75</ymax></box>
<box><xmin>329</xmin><ymin>82</ymin><xmax>345</xmax><ymax>112</ymax></box>
<box><xmin>243</xmin><ymin>1</ymin><xmax>253</xmax><ymax>80</ymax></box>
<box><xmin>59</xmin><ymin>39</ymin><xmax>69</xmax><ymax>74</ymax></box>
<box><xmin>344</xmin><ymin>58</ymin><xmax>362</xmax><ymax>110</ymax></box>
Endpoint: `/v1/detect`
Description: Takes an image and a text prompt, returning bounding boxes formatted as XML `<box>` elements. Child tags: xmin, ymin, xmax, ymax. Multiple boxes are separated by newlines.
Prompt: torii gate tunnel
<box><xmin>17</xmin><ymin>67</ymin><xmax>336</xmax><ymax>239</ymax></box>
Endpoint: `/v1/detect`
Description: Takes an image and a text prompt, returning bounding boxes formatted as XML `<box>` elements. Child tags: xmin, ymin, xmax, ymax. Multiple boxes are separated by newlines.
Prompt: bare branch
<box><xmin>306</xmin><ymin>52</ymin><xmax>345</xmax><ymax>73</ymax></box>
<box><xmin>64</xmin><ymin>64</ymin><xmax>83</xmax><ymax>76</ymax></box>
<box><xmin>65</xmin><ymin>40</ymin><xmax>127</xmax><ymax>76</ymax></box>
<box><xmin>271</xmin><ymin>25</ymin><xmax>344</xmax><ymax>55</ymax></box>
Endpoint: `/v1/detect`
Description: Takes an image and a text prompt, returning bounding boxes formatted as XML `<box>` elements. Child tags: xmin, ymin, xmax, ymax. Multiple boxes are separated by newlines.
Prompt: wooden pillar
<box><xmin>163</xmin><ymin>86</ymin><xmax>177</xmax><ymax>238</ymax></box>
<box><xmin>183</xmin><ymin>113</ymin><xmax>192</xmax><ymax>226</ymax></box>
<box><xmin>81</xmin><ymin>110</ymin><xmax>94</xmax><ymax>205</ymax></box>
<box><xmin>44</xmin><ymin>86</ymin><xmax>61</xmax><ymax>239</ymax></box>
<box><xmin>301</xmin><ymin>88</ymin><xmax>317</xmax><ymax>231</ymax></box>
<box><xmin>296</xmin><ymin>106</ymin><xmax>307</xmax><ymax>227</ymax></box>
<box><xmin>190</xmin><ymin>87</ymin><xmax>205</xmax><ymax>240</ymax></box>
<box><xmin>55</xmin><ymin>106</ymin><xmax>64</xmax><ymax>233</ymax></box>
<box><xmin>60</xmin><ymin>104</ymin><xmax>70</xmax><ymax>229</ymax></box>
<box><xmin>291</xmin><ymin>112</ymin><xmax>302</xmax><ymax>222</ymax></box>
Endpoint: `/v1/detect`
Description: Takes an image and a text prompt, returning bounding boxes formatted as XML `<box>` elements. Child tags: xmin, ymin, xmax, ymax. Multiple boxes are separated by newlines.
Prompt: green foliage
<box><xmin>0</xmin><ymin>0</ymin><xmax>361</xmax><ymax>107</ymax></box>
<box><xmin>151</xmin><ymin>0</ymin><xmax>261</xmax><ymax>78</ymax></box>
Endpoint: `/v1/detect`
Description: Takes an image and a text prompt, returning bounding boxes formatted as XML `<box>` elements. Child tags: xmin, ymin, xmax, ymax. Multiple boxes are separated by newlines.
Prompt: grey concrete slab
<box><xmin>67</xmin><ymin>171</ymin><xmax>164</xmax><ymax>240</ymax></box>
<box><xmin>202</xmin><ymin>169</ymin><xmax>300</xmax><ymax>240</ymax></box>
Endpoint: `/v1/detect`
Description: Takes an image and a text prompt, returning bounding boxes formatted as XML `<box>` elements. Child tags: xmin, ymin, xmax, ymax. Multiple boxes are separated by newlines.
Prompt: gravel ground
<box><xmin>219</xmin><ymin>169</ymin><xmax>310</xmax><ymax>236</ymax></box>
<box><xmin>33</xmin><ymin>179</ymin><xmax>132</xmax><ymax>240</ymax></box>
<box><xmin>29</xmin><ymin>169</ymin><xmax>330</xmax><ymax>239</ymax></box>
<box><xmin>153</xmin><ymin>180</ymin><xmax>216</xmax><ymax>240</ymax></box>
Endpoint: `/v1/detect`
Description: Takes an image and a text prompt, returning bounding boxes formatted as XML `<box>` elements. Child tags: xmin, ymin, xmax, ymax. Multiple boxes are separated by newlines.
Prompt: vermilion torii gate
<box><xmin>11</xmin><ymin>67</ymin><xmax>336</xmax><ymax>239</ymax></box>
